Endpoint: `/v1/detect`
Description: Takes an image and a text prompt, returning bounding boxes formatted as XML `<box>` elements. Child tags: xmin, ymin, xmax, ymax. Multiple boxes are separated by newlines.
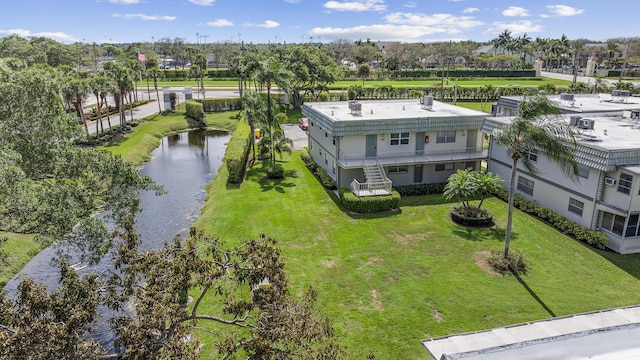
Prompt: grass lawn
<box><xmin>192</xmin><ymin>154</ymin><xmax>640</xmax><ymax>359</ymax></box>
<box><xmin>0</xmin><ymin>232</ymin><xmax>42</xmax><ymax>286</ymax></box>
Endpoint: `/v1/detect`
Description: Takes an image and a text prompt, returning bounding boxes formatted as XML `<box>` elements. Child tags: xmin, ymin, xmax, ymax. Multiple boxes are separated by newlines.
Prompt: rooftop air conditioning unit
<box><xmin>560</xmin><ymin>93</ymin><xmax>575</xmax><ymax>101</ymax></box>
<box><xmin>348</xmin><ymin>100</ymin><xmax>362</xmax><ymax>115</ymax></box>
<box><xmin>605</xmin><ymin>177</ymin><xmax>617</xmax><ymax>186</ymax></box>
<box><xmin>578</xmin><ymin>119</ymin><xmax>595</xmax><ymax>130</ymax></box>
<box><xmin>569</xmin><ymin>115</ymin><xmax>582</xmax><ymax>126</ymax></box>
<box><xmin>422</xmin><ymin>95</ymin><xmax>434</xmax><ymax>109</ymax></box>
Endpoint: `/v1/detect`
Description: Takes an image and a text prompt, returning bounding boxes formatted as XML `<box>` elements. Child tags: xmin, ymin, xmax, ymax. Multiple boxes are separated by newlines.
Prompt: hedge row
<box><xmin>341</xmin><ymin>69</ymin><xmax>537</xmax><ymax>79</ymax></box>
<box><xmin>300</xmin><ymin>147</ymin><xmax>337</xmax><ymax>190</ymax></box>
<box><xmin>393</xmin><ymin>183</ymin><xmax>447</xmax><ymax>197</ymax></box>
<box><xmin>491</xmin><ymin>186</ymin><xmax>609</xmax><ymax>249</ymax></box>
<box><xmin>338</xmin><ymin>188</ymin><xmax>401</xmax><ymax>213</ymax></box>
<box><xmin>185</xmin><ymin>100</ymin><xmax>205</xmax><ymax>125</ymax></box>
<box><xmin>194</xmin><ymin>98</ymin><xmax>243</xmax><ymax>112</ymax></box>
<box><xmin>225</xmin><ymin>117</ymin><xmax>252</xmax><ymax>184</ymax></box>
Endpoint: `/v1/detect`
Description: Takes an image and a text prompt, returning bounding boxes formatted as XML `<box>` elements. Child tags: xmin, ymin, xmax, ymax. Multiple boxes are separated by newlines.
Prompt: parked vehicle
<box><xmin>298</xmin><ymin>117</ymin><xmax>309</xmax><ymax>131</ymax></box>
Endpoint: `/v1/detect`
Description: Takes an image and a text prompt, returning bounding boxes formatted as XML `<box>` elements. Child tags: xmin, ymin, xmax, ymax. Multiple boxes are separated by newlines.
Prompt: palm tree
<box><xmin>357</xmin><ymin>63</ymin><xmax>370</xmax><ymax>87</ymax></box>
<box><xmin>254</xmin><ymin>58</ymin><xmax>291</xmax><ymax>169</ymax></box>
<box><xmin>571</xmin><ymin>39</ymin><xmax>589</xmax><ymax>83</ymax></box>
<box><xmin>194</xmin><ymin>53</ymin><xmax>208</xmax><ymax>97</ymax></box>
<box><xmin>106</xmin><ymin>63</ymin><xmax>133</xmax><ymax>128</ymax></box>
<box><xmin>496</xmin><ymin>30</ymin><xmax>512</xmax><ymax>54</ymax></box>
<box><xmin>606</xmin><ymin>40</ymin><xmax>619</xmax><ymax>69</ymax></box>
<box><xmin>148</xmin><ymin>67</ymin><xmax>163</xmax><ymax>113</ymax></box>
<box><xmin>242</xmin><ymin>90</ymin><xmax>268</xmax><ymax>162</ymax></box>
<box><xmin>88</xmin><ymin>75</ymin><xmax>113</xmax><ymax>135</ymax></box>
<box><xmin>62</xmin><ymin>77</ymin><xmax>90</xmax><ymax>136</ymax></box>
<box><xmin>492</xmin><ymin>94</ymin><xmax>577</xmax><ymax>258</ymax></box>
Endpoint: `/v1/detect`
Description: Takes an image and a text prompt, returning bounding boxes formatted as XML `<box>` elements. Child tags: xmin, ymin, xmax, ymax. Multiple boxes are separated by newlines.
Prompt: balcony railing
<box><xmin>350</xmin><ymin>178</ymin><xmax>392</xmax><ymax>197</ymax></box>
<box><xmin>338</xmin><ymin>147</ymin><xmax>487</xmax><ymax>168</ymax></box>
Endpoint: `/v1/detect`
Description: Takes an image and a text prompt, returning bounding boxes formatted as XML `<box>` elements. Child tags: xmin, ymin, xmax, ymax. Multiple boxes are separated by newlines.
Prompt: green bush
<box><xmin>489</xmin><ymin>187</ymin><xmax>608</xmax><ymax>250</ymax></box>
<box><xmin>339</xmin><ymin>188</ymin><xmax>401</xmax><ymax>213</ymax></box>
<box><xmin>195</xmin><ymin>98</ymin><xmax>243</xmax><ymax>112</ymax></box>
<box><xmin>488</xmin><ymin>249</ymin><xmax>527</xmax><ymax>274</ymax></box>
<box><xmin>394</xmin><ymin>183</ymin><xmax>447</xmax><ymax>196</ymax></box>
<box><xmin>185</xmin><ymin>100</ymin><xmax>206</xmax><ymax>126</ymax></box>
<box><xmin>316</xmin><ymin>167</ymin><xmax>336</xmax><ymax>190</ymax></box>
<box><xmin>299</xmin><ymin>147</ymin><xmax>317</xmax><ymax>172</ymax></box>
<box><xmin>267</xmin><ymin>165</ymin><xmax>285</xmax><ymax>179</ymax></box>
<box><xmin>450</xmin><ymin>206</ymin><xmax>493</xmax><ymax>226</ymax></box>
<box><xmin>225</xmin><ymin>118</ymin><xmax>251</xmax><ymax>184</ymax></box>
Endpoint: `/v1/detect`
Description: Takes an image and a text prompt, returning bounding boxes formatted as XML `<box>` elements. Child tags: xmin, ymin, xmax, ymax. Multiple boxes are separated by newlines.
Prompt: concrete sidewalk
<box><xmin>423</xmin><ymin>305</ymin><xmax>640</xmax><ymax>359</ymax></box>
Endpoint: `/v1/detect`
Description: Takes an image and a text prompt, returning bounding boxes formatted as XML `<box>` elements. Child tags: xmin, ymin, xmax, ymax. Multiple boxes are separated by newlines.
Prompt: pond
<box><xmin>3</xmin><ymin>129</ymin><xmax>231</xmax><ymax>352</ymax></box>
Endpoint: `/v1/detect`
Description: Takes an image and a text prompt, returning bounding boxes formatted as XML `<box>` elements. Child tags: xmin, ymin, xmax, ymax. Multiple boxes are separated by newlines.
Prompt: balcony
<box><xmin>338</xmin><ymin>147</ymin><xmax>488</xmax><ymax>169</ymax></box>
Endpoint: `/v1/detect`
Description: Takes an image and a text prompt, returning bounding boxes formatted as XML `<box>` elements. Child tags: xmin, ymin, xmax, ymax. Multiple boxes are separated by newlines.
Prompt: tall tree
<box><xmin>105</xmin><ymin>63</ymin><xmax>133</xmax><ymax>128</ymax></box>
<box><xmin>254</xmin><ymin>58</ymin><xmax>291</xmax><ymax>168</ymax></box>
<box><xmin>357</xmin><ymin>63</ymin><xmax>370</xmax><ymax>87</ymax></box>
<box><xmin>193</xmin><ymin>53</ymin><xmax>208</xmax><ymax>97</ymax></box>
<box><xmin>492</xmin><ymin>94</ymin><xmax>577</xmax><ymax>258</ymax></box>
<box><xmin>571</xmin><ymin>38</ymin><xmax>589</xmax><ymax>83</ymax></box>
<box><xmin>62</xmin><ymin>76</ymin><xmax>90</xmax><ymax>136</ymax></box>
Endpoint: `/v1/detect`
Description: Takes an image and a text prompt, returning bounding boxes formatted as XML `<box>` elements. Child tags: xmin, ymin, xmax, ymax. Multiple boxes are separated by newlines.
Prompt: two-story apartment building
<box><xmin>483</xmin><ymin>93</ymin><xmax>640</xmax><ymax>253</ymax></box>
<box><xmin>301</xmin><ymin>98</ymin><xmax>488</xmax><ymax>196</ymax></box>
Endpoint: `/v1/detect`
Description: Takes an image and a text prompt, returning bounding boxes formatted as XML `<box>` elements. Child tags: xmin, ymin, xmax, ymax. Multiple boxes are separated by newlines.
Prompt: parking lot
<box><xmin>281</xmin><ymin>123</ymin><xmax>308</xmax><ymax>150</ymax></box>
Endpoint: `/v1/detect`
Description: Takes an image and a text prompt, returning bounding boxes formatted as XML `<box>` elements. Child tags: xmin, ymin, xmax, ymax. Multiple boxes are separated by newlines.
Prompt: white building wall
<box><xmin>308</xmin><ymin>120</ymin><xmax>338</xmax><ymax>179</ymax></box>
<box><xmin>340</xmin><ymin>135</ymin><xmax>367</xmax><ymax>156</ymax></box>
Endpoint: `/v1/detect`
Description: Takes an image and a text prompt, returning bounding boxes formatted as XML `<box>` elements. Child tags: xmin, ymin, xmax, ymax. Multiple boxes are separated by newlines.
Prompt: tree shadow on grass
<box><xmin>451</xmin><ymin>224</ymin><xmax>515</xmax><ymax>242</ymax></box>
<box><xmin>592</xmin><ymin>247</ymin><xmax>640</xmax><ymax>280</ymax></box>
<box><xmin>511</xmin><ymin>269</ymin><xmax>557</xmax><ymax>318</ymax></box>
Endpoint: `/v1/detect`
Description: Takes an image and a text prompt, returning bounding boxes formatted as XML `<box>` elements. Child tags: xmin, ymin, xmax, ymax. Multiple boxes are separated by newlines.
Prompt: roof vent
<box><xmin>560</xmin><ymin>93</ymin><xmax>574</xmax><ymax>101</ymax></box>
<box><xmin>421</xmin><ymin>95</ymin><xmax>433</xmax><ymax>110</ymax></box>
<box><xmin>348</xmin><ymin>100</ymin><xmax>362</xmax><ymax>116</ymax></box>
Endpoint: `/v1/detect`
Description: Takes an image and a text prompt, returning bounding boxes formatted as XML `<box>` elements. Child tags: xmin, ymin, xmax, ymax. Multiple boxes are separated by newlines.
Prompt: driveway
<box><xmin>281</xmin><ymin>124</ymin><xmax>308</xmax><ymax>151</ymax></box>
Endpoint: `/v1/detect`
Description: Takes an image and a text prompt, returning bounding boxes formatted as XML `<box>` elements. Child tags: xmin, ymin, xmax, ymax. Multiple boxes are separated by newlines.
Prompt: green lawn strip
<box><xmin>101</xmin><ymin>111</ymin><xmax>240</xmax><ymax>165</ymax></box>
<box><xmin>0</xmin><ymin>232</ymin><xmax>41</xmax><ymax>286</ymax></box>
<box><xmin>193</xmin><ymin>152</ymin><xmax>640</xmax><ymax>359</ymax></box>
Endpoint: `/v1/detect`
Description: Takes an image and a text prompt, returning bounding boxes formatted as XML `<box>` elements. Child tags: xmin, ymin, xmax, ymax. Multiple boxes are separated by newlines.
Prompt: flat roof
<box><xmin>484</xmin><ymin>114</ymin><xmax>640</xmax><ymax>152</ymax></box>
<box><xmin>500</xmin><ymin>93</ymin><xmax>640</xmax><ymax>114</ymax></box>
<box><xmin>423</xmin><ymin>305</ymin><xmax>640</xmax><ymax>360</ymax></box>
<box><xmin>304</xmin><ymin>99</ymin><xmax>487</xmax><ymax>122</ymax></box>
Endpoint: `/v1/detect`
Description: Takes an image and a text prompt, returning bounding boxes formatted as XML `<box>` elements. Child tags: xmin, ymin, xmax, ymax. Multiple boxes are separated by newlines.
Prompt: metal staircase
<box><xmin>364</xmin><ymin>162</ymin><xmax>387</xmax><ymax>188</ymax></box>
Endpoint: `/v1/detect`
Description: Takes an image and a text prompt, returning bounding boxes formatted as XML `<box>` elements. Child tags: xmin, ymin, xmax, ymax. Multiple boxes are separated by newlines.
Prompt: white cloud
<box><xmin>113</xmin><ymin>13</ymin><xmax>176</xmax><ymax>21</ymax></box>
<box><xmin>323</xmin><ymin>0</ymin><xmax>386</xmax><ymax>12</ymax></box>
<box><xmin>404</xmin><ymin>2</ymin><xmax>416</xmax><ymax>8</ymax></box>
<box><xmin>385</xmin><ymin>12</ymin><xmax>483</xmax><ymax>29</ymax></box>
<box><xmin>546</xmin><ymin>5</ymin><xmax>584</xmax><ymax>16</ymax></box>
<box><xmin>108</xmin><ymin>0</ymin><xmax>141</xmax><ymax>4</ymax></box>
<box><xmin>188</xmin><ymin>0</ymin><xmax>215</xmax><ymax>5</ymax></box>
<box><xmin>484</xmin><ymin>20</ymin><xmax>543</xmax><ymax>35</ymax></box>
<box><xmin>245</xmin><ymin>20</ymin><xmax>280</xmax><ymax>28</ymax></box>
<box><xmin>502</xmin><ymin>6</ymin><xmax>529</xmax><ymax>17</ymax></box>
<box><xmin>0</xmin><ymin>28</ymin><xmax>79</xmax><ymax>43</ymax></box>
<box><xmin>207</xmin><ymin>19</ymin><xmax>233</xmax><ymax>27</ymax></box>
<box><xmin>284</xmin><ymin>0</ymin><xmax>300</xmax><ymax>3</ymax></box>
<box><xmin>463</xmin><ymin>7</ymin><xmax>478</xmax><ymax>14</ymax></box>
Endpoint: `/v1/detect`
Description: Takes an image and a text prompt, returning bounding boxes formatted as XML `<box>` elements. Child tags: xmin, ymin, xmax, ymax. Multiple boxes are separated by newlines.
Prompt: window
<box><xmin>626</xmin><ymin>214</ymin><xmax>640</xmax><ymax>237</ymax></box>
<box><xmin>435</xmin><ymin>163</ymin><xmax>454</xmax><ymax>171</ymax></box>
<box><xmin>332</xmin><ymin>136</ymin><xmax>336</xmax><ymax>145</ymax></box>
<box><xmin>574</xmin><ymin>164</ymin><xmax>589</xmax><ymax>179</ymax></box>
<box><xmin>601</xmin><ymin>211</ymin><xmax>625</xmax><ymax>236</ymax></box>
<box><xmin>517</xmin><ymin>176</ymin><xmax>535</xmax><ymax>196</ymax></box>
<box><xmin>390</xmin><ymin>132</ymin><xmax>410</xmax><ymax>146</ymax></box>
<box><xmin>436</xmin><ymin>131</ymin><xmax>456</xmax><ymax>143</ymax></box>
<box><xmin>618</xmin><ymin>173</ymin><xmax>633</xmax><ymax>194</ymax></box>
<box><xmin>528</xmin><ymin>149</ymin><xmax>538</xmax><ymax>162</ymax></box>
<box><xmin>568</xmin><ymin>198</ymin><xmax>584</xmax><ymax>216</ymax></box>
<box><xmin>388</xmin><ymin>165</ymin><xmax>408</xmax><ymax>174</ymax></box>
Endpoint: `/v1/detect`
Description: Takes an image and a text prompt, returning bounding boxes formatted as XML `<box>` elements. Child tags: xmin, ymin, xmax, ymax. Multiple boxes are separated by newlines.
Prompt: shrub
<box><xmin>299</xmin><ymin>147</ymin><xmax>317</xmax><ymax>172</ymax></box>
<box><xmin>450</xmin><ymin>206</ymin><xmax>493</xmax><ymax>226</ymax></box>
<box><xmin>267</xmin><ymin>165</ymin><xmax>284</xmax><ymax>179</ymax></box>
<box><xmin>315</xmin><ymin>167</ymin><xmax>336</xmax><ymax>190</ymax></box>
<box><xmin>488</xmin><ymin>249</ymin><xmax>527</xmax><ymax>274</ymax></box>
<box><xmin>339</xmin><ymin>188</ymin><xmax>401</xmax><ymax>214</ymax></box>
<box><xmin>169</xmin><ymin>92</ymin><xmax>177</xmax><ymax>110</ymax></box>
<box><xmin>394</xmin><ymin>183</ymin><xmax>447</xmax><ymax>196</ymax></box>
<box><xmin>195</xmin><ymin>98</ymin><xmax>243</xmax><ymax>112</ymax></box>
<box><xmin>185</xmin><ymin>100</ymin><xmax>206</xmax><ymax>127</ymax></box>
<box><xmin>225</xmin><ymin>118</ymin><xmax>251</xmax><ymax>184</ymax></box>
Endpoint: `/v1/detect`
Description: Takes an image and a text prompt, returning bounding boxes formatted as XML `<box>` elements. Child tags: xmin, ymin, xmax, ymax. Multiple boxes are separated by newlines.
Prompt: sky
<box><xmin>0</xmin><ymin>0</ymin><xmax>637</xmax><ymax>45</ymax></box>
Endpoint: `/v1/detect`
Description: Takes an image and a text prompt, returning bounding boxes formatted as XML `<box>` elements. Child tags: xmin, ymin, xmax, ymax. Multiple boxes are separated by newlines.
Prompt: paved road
<box><xmin>85</xmin><ymin>89</ymin><xmax>241</xmax><ymax>135</ymax></box>
<box><xmin>541</xmin><ymin>71</ymin><xmax>640</xmax><ymax>87</ymax></box>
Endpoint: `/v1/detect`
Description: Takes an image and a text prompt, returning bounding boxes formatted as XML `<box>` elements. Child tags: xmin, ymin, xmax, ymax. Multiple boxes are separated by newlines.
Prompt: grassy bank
<box><xmin>192</xmin><ymin>154</ymin><xmax>640</xmax><ymax>359</ymax></box>
<box><xmin>0</xmin><ymin>232</ymin><xmax>41</xmax><ymax>286</ymax></box>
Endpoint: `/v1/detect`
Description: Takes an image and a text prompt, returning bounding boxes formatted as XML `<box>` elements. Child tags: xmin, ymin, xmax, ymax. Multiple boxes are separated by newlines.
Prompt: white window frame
<box><xmin>390</xmin><ymin>132</ymin><xmax>410</xmax><ymax>146</ymax></box>
<box><xmin>626</xmin><ymin>213</ymin><xmax>640</xmax><ymax>237</ymax></box>
<box><xmin>517</xmin><ymin>176</ymin><xmax>534</xmax><ymax>196</ymax></box>
<box><xmin>601</xmin><ymin>211</ymin><xmax>625</xmax><ymax>236</ymax></box>
<box><xmin>528</xmin><ymin>149</ymin><xmax>538</xmax><ymax>162</ymax></box>
<box><xmin>618</xmin><ymin>173</ymin><xmax>633</xmax><ymax>194</ymax></box>
<box><xmin>574</xmin><ymin>164</ymin><xmax>589</xmax><ymax>179</ymax></box>
<box><xmin>568</xmin><ymin>197</ymin><xmax>584</xmax><ymax>216</ymax></box>
<box><xmin>388</xmin><ymin>165</ymin><xmax>409</xmax><ymax>174</ymax></box>
<box><xmin>436</xmin><ymin>131</ymin><xmax>456</xmax><ymax>143</ymax></box>
<box><xmin>435</xmin><ymin>163</ymin><xmax>455</xmax><ymax>171</ymax></box>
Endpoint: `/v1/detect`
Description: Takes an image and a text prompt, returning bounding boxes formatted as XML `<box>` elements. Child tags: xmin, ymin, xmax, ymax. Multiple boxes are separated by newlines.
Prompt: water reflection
<box><xmin>3</xmin><ymin>129</ymin><xmax>230</xmax><ymax>352</ymax></box>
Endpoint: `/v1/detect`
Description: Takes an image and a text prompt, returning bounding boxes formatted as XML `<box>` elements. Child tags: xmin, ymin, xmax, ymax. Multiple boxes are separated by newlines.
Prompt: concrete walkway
<box><xmin>423</xmin><ymin>305</ymin><xmax>640</xmax><ymax>359</ymax></box>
